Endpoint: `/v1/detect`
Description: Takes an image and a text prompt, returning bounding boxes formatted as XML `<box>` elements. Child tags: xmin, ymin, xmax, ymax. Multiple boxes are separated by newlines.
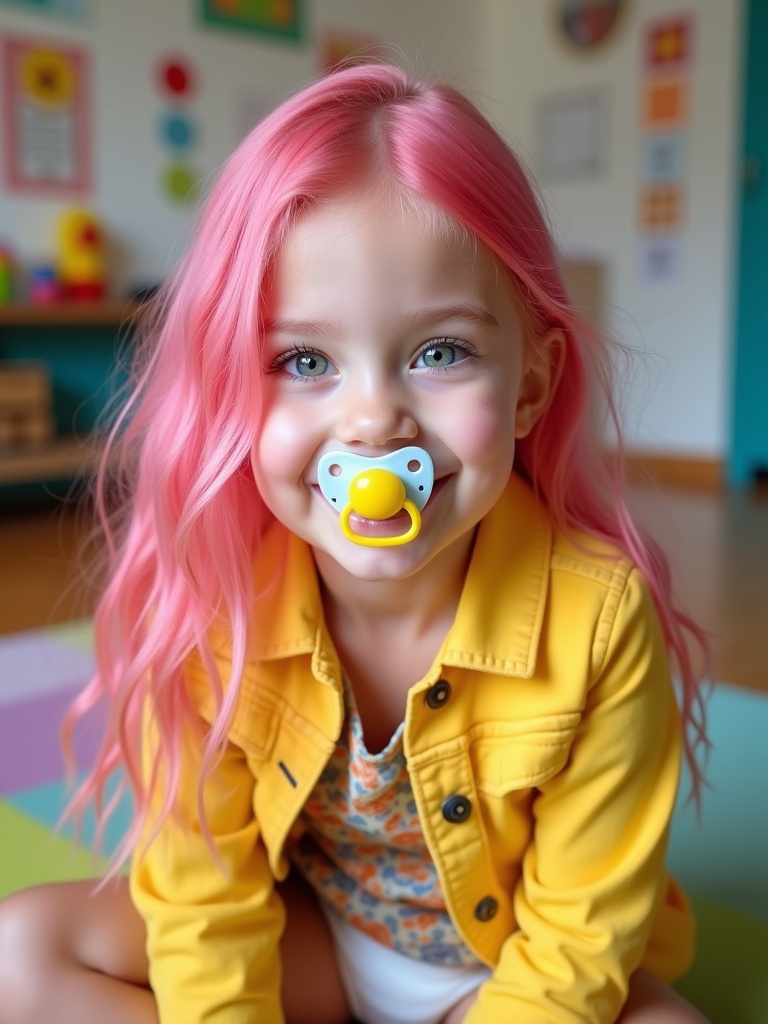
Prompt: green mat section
<box><xmin>1</xmin><ymin>663</ymin><xmax>765</xmax><ymax>1022</ymax></box>
<box><xmin>2</xmin><ymin>797</ymin><xmax>766</xmax><ymax>1023</ymax></box>
<box><xmin>0</xmin><ymin>802</ymin><xmax>108</xmax><ymax>898</ymax></box>
<box><xmin>676</xmin><ymin>894</ymin><xmax>768</xmax><ymax>1023</ymax></box>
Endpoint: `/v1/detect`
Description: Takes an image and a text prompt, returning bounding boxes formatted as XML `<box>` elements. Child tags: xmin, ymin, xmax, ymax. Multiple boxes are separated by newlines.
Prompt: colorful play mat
<box><xmin>1</xmin><ymin>620</ymin><xmax>766</xmax><ymax>1022</ymax></box>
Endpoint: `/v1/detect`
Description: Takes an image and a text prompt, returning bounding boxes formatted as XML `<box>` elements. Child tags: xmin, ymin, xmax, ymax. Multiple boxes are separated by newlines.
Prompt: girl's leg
<box><xmin>280</xmin><ymin>873</ymin><xmax>350</xmax><ymax>1024</ymax></box>
<box><xmin>441</xmin><ymin>969</ymin><xmax>710</xmax><ymax>1024</ymax></box>
<box><xmin>618</xmin><ymin>970</ymin><xmax>710</xmax><ymax>1023</ymax></box>
<box><xmin>0</xmin><ymin>874</ymin><xmax>350</xmax><ymax>1024</ymax></box>
<box><xmin>0</xmin><ymin>880</ymin><xmax>155</xmax><ymax>1024</ymax></box>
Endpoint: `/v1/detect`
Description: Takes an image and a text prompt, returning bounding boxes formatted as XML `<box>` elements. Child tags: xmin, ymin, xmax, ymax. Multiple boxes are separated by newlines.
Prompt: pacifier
<box><xmin>317</xmin><ymin>446</ymin><xmax>434</xmax><ymax>548</ymax></box>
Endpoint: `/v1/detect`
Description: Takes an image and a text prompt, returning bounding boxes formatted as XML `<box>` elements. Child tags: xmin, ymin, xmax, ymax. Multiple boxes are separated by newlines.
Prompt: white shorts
<box><xmin>321</xmin><ymin>906</ymin><xmax>491</xmax><ymax>1024</ymax></box>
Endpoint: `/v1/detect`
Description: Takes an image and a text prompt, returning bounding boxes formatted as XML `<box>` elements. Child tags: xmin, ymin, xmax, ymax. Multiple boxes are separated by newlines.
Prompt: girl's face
<box><xmin>251</xmin><ymin>194</ymin><xmax>551</xmax><ymax>584</ymax></box>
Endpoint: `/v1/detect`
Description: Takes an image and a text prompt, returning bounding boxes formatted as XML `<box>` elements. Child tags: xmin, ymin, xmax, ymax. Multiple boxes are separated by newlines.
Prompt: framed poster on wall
<box><xmin>199</xmin><ymin>0</ymin><xmax>303</xmax><ymax>43</ymax></box>
<box><xmin>556</xmin><ymin>0</ymin><xmax>626</xmax><ymax>50</ymax></box>
<box><xmin>537</xmin><ymin>89</ymin><xmax>606</xmax><ymax>183</ymax></box>
<box><xmin>321</xmin><ymin>31</ymin><xmax>388</xmax><ymax>74</ymax></box>
<box><xmin>0</xmin><ymin>0</ymin><xmax>88</xmax><ymax>19</ymax></box>
<box><xmin>1</xmin><ymin>35</ymin><xmax>91</xmax><ymax>195</ymax></box>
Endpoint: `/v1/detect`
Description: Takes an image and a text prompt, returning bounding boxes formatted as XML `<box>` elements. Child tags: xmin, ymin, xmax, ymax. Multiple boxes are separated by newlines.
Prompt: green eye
<box><xmin>418</xmin><ymin>343</ymin><xmax>459</xmax><ymax>368</ymax></box>
<box><xmin>293</xmin><ymin>352</ymin><xmax>329</xmax><ymax>376</ymax></box>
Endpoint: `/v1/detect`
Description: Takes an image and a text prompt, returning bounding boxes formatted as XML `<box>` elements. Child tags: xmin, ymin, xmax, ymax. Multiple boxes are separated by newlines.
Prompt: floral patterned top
<box><xmin>288</xmin><ymin>679</ymin><xmax>481</xmax><ymax>967</ymax></box>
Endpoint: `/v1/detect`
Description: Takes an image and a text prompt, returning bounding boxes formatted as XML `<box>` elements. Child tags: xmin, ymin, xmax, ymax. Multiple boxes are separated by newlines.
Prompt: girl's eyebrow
<box><xmin>262</xmin><ymin>316</ymin><xmax>335</xmax><ymax>337</ymax></box>
<box><xmin>394</xmin><ymin>302</ymin><xmax>500</xmax><ymax>331</ymax></box>
<box><xmin>264</xmin><ymin>303</ymin><xmax>500</xmax><ymax>337</ymax></box>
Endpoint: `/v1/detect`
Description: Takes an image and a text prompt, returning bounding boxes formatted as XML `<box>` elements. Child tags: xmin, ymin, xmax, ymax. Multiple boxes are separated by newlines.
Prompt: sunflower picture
<box><xmin>20</xmin><ymin>48</ymin><xmax>75</xmax><ymax>108</ymax></box>
<box><xmin>2</xmin><ymin>36</ymin><xmax>90</xmax><ymax>193</ymax></box>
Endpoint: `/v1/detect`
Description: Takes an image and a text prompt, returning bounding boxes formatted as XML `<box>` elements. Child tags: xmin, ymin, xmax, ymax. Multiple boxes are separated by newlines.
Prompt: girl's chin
<box><xmin>312</xmin><ymin>534</ymin><xmax>435</xmax><ymax>582</ymax></box>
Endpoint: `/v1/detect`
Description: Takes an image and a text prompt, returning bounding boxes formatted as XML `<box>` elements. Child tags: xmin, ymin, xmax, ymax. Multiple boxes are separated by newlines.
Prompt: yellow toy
<box><xmin>0</xmin><ymin>246</ymin><xmax>13</xmax><ymax>305</ymax></box>
<box><xmin>56</xmin><ymin>208</ymin><xmax>106</xmax><ymax>301</ymax></box>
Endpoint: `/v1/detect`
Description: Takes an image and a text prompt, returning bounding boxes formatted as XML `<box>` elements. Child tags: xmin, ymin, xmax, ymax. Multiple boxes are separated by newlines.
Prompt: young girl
<box><xmin>0</xmin><ymin>64</ymin><xmax>710</xmax><ymax>1024</ymax></box>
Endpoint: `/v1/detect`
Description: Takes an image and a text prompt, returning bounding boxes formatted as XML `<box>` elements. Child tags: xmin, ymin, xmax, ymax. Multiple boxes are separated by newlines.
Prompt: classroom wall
<box><xmin>0</xmin><ymin>0</ymin><xmax>481</xmax><ymax>291</ymax></box>
<box><xmin>477</xmin><ymin>0</ymin><xmax>744</xmax><ymax>458</ymax></box>
<box><xmin>0</xmin><ymin>1</ymin><xmax>746</xmax><ymax>459</ymax></box>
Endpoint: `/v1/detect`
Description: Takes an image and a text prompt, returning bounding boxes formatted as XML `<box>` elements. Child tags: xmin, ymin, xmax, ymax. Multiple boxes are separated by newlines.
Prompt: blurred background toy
<box><xmin>28</xmin><ymin>264</ymin><xmax>61</xmax><ymax>305</ymax></box>
<box><xmin>0</xmin><ymin>245</ymin><xmax>15</xmax><ymax>305</ymax></box>
<box><xmin>56</xmin><ymin>208</ymin><xmax>107</xmax><ymax>301</ymax></box>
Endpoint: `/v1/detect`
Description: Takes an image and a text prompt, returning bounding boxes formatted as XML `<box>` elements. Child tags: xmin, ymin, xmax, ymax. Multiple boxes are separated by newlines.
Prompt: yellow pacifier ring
<box><xmin>340</xmin><ymin>468</ymin><xmax>422</xmax><ymax>547</ymax></box>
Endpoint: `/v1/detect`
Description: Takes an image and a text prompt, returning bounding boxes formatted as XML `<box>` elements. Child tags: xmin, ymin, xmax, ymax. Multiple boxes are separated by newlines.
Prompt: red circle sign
<box><xmin>160</xmin><ymin>58</ymin><xmax>194</xmax><ymax>97</ymax></box>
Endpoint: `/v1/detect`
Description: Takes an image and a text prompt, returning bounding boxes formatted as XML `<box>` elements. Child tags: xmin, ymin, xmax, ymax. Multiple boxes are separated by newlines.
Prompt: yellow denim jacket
<box><xmin>130</xmin><ymin>474</ymin><xmax>694</xmax><ymax>1023</ymax></box>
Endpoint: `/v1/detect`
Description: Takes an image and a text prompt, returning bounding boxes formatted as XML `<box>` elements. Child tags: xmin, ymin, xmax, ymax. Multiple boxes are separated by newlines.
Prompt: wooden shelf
<box><xmin>0</xmin><ymin>300</ymin><xmax>143</xmax><ymax>328</ymax></box>
<box><xmin>0</xmin><ymin>303</ymin><xmax>142</xmax><ymax>487</ymax></box>
<box><xmin>0</xmin><ymin>437</ymin><xmax>101</xmax><ymax>485</ymax></box>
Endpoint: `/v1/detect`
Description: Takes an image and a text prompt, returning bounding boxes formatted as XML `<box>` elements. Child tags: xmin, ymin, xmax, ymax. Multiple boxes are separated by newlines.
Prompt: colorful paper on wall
<box><xmin>640</xmin><ymin>133</ymin><xmax>686</xmax><ymax>183</ymax></box>
<box><xmin>644</xmin><ymin>16</ymin><xmax>692</xmax><ymax>72</ymax></box>
<box><xmin>637</xmin><ymin>236</ymin><xmax>683</xmax><ymax>285</ymax></box>
<box><xmin>0</xmin><ymin>0</ymin><xmax>88</xmax><ymax>19</ymax></box>
<box><xmin>636</xmin><ymin>14</ymin><xmax>694</xmax><ymax>285</ymax></box>
<box><xmin>641</xmin><ymin>77</ymin><xmax>688</xmax><ymax>131</ymax></box>
<box><xmin>0</xmin><ymin>35</ymin><xmax>91</xmax><ymax>195</ymax></box>
<box><xmin>199</xmin><ymin>0</ymin><xmax>303</xmax><ymax>42</ymax></box>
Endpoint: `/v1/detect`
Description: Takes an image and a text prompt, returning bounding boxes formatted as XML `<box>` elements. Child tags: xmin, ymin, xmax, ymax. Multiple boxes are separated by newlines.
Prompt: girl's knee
<box><xmin>0</xmin><ymin>886</ymin><xmax>62</xmax><ymax>1018</ymax></box>
<box><xmin>0</xmin><ymin>885</ymin><xmax>58</xmax><ymax>960</ymax></box>
<box><xmin>0</xmin><ymin>881</ymin><xmax>151</xmax><ymax>1024</ymax></box>
<box><xmin>621</xmin><ymin>970</ymin><xmax>710</xmax><ymax>1023</ymax></box>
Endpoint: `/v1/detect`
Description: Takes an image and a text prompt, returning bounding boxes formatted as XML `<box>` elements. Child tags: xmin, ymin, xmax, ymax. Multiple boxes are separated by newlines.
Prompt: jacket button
<box><xmin>425</xmin><ymin>680</ymin><xmax>451</xmax><ymax>709</ymax></box>
<box><xmin>441</xmin><ymin>795</ymin><xmax>472</xmax><ymax>823</ymax></box>
<box><xmin>474</xmin><ymin>896</ymin><xmax>499</xmax><ymax>922</ymax></box>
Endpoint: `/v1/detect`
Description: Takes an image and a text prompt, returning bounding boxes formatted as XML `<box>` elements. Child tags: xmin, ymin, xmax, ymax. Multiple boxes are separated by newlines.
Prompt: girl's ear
<box><xmin>514</xmin><ymin>328</ymin><xmax>566</xmax><ymax>439</ymax></box>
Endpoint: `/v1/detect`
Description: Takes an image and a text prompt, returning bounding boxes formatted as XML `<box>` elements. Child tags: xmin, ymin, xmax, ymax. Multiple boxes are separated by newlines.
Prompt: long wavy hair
<box><xmin>65</xmin><ymin>63</ymin><xmax>708</xmax><ymax>868</ymax></box>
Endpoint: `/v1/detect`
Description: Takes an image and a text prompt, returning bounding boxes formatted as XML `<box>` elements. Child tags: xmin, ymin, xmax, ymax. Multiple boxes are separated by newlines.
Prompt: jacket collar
<box><xmin>440</xmin><ymin>474</ymin><xmax>551</xmax><ymax>679</ymax></box>
<box><xmin>248</xmin><ymin>474</ymin><xmax>552</xmax><ymax>681</ymax></box>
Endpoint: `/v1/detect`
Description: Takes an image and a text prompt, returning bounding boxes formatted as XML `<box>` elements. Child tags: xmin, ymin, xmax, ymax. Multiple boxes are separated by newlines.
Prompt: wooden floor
<box><xmin>1</xmin><ymin>483</ymin><xmax>766</xmax><ymax>693</ymax></box>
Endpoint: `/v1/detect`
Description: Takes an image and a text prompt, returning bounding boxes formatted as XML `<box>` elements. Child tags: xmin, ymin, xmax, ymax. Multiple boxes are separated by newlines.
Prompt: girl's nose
<box><xmin>335</xmin><ymin>384</ymin><xmax>418</xmax><ymax>447</ymax></box>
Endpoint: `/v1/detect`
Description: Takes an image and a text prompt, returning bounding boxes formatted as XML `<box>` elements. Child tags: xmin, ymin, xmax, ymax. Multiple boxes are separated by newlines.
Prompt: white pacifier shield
<box><xmin>317</xmin><ymin>446</ymin><xmax>434</xmax><ymax>514</ymax></box>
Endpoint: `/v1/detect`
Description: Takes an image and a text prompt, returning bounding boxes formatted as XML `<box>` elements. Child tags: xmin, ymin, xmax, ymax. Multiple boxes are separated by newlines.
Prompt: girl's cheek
<box><xmin>444</xmin><ymin>404</ymin><xmax>517</xmax><ymax>463</ymax></box>
<box><xmin>253</xmin><ymin>402</ymin><xmax>314</xmax><ymax>484</ymax></box>
<box><xmin>262</xmin><ymin>406</ymin><xmax>304</xmax><ymax>449</ymax></box>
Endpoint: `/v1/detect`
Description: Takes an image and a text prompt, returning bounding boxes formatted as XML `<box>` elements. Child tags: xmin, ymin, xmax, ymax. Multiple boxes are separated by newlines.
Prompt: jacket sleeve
<box><xmin>129</xmin><ymin>688</ymin><xmax>286</xmax><ymax>1024</ymax></box>
<box><xmin>468</xmin><ymin>568</ymin><xmax>683</xmax><ymax>1024</ymax></box>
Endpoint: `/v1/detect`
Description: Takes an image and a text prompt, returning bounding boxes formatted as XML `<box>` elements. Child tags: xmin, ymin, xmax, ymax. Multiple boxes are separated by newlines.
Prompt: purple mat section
<box><xmin>0</xmin><ymin>628</ymin><xmax>95</xmax><ymax>705</ymax></box>
<box><xmin>0</xmin><ymin>621</ymin><xmax>99</xmax><ymax>795</ymax></box>
<box><xmin>0</xmin><ymin>685</ymin><xmax>105</xmax><ymax>797</ymax></box>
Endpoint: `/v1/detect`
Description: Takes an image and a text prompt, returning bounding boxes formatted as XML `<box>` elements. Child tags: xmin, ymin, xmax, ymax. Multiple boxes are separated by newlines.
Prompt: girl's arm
<box><xmin>129</xmin><ymin>697</ymin><xmax>286</xmax><ymax>1024</ymax></box>
<box><xmin>469</xmin><ymin>568</ymin><xmax>685</xmax><ymax>1024</ymax></box>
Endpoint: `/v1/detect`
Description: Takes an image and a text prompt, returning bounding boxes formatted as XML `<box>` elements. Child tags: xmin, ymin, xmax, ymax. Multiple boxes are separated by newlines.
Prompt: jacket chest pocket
<box><xmin>185</xmin><ymin>654</ymin><xmax>282</xmax><ymax>762</ymax></box>
<box><xmin>470</xmin><ymin>712</ymin><xmax>580</xmax><ymax>796</ymax></box>
<box><xmin>223</xmin><ymin>689</ymin><xmax>282</xmax><ymax>762</ymax></box>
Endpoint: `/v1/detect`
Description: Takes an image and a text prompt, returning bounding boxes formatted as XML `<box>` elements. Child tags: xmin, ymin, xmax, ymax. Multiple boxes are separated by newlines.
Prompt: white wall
<box><xmin>477</xmin><ymin>0</ymin><xmax>744</xmax><ymax>457</ymax></box>
<box><xmin>0</xmin><ymin>0</ymin><xmax>480</xmax><ymax>289</ymax></box>
<box><xmin>0</xmin><ymin>1</ymin><xmax>745</xmax><ymax>458</ymax></box>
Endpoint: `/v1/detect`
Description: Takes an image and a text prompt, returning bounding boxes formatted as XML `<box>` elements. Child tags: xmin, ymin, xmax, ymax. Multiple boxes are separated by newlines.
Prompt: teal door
<box><xmin>731</xmin><ymin>0</ymin><xmax>768</xmax><ymax>484</ymax></box>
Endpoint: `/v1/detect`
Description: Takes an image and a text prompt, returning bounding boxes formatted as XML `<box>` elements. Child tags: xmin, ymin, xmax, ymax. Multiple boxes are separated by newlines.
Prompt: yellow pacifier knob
<box><xmin>348</xmin><ymin>469</ymin><xmax>405</xmax><ymax>520</ymax></box>
<box><xmin>340</xmin><ymin>468</ymin><xmax>422</xmax><ymax>547</ymax></box>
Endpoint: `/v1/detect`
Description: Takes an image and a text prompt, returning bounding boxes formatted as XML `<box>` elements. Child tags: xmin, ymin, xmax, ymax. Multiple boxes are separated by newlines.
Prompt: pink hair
<box><xmin>65</xmin><ymin>64</ymin><xmax>708</xmax><ymax>868</ymax></box>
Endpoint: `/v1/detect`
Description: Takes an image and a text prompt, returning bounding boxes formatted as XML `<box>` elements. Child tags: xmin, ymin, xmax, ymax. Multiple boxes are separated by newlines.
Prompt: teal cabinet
<box><xmin>731</xmin><ymin>0</ymin><xmax>768</xmax><ymax>484</ymax></box>
<box><xmin>0</xmin><ymin>303</ymin><xmax>137</xmax><ymax>500</ymax></box>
